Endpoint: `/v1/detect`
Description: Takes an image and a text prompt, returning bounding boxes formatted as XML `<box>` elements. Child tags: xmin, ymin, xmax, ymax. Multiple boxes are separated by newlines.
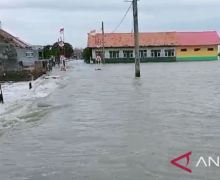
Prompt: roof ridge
<box><xmin>176</xmin><ymin>31</ymin><xmax>217</xmax><ymax>33</ymax></box>
<box><xmin>89</xmin><ymin>31</ymin><xmax>218</xmax><ymax>35</ymax></box>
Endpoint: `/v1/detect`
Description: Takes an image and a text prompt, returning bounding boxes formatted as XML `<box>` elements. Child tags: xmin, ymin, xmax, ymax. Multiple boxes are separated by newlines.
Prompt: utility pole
<box><xmin>102</xmin><ymin>21</ymin><xmax>105</xmax><ymax>63</ymax></box>
<box><xmin>132</xmin><ymin>0</ymin><xmax>140</xmax><ymax>77</ymax></box>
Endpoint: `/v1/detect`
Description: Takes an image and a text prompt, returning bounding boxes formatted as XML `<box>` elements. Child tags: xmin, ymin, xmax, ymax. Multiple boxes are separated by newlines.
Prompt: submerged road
<box><xmin>0</xmin><ymin>60</ymin><xmax>220</xmax><ymax>180</ymax></box>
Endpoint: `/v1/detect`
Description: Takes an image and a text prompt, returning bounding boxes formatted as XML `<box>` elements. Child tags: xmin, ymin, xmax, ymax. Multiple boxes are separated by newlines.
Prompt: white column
<box><xmin>119</xmin><ymin>49</ymin><xmax>124</xmax><ymax>58</ymax></box>
<box><xmin>92</xmin><ymin>49</ymin><xmax>96</xmax><ymax>59</ymax></box>
<box><xmin>105</xmin><ymin>49</ymin><xmax>109</xmax><ymax>59</ymax></box>
<box><xmin>160</xmin><ymin>48</ymin><xmax>165</xmax><ymax>57</ymax></box>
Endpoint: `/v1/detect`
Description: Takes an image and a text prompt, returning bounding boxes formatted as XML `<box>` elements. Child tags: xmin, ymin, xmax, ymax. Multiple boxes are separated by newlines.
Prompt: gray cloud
<box><xmin>0</xmin><ymin>0</ymin><xmax>127</xmax><ymax>12</ymax></box>
<box><xmin>0</xmin><ymin>0</ymin><xmax>219</xmax><ymax>47</ymax></box>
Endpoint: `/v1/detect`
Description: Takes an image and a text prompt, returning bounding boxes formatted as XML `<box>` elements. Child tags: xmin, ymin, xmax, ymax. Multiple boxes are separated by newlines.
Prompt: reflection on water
<box><xmin>0</xmin><ymin>60</ymin><xmax>220</xmax><ymax>180</ymax></box>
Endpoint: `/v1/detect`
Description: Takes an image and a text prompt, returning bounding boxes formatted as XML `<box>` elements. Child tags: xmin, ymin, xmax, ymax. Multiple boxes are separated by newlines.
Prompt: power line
<box><xmin>112</xmin><ymin>2</ymin><xmax>132</xmax><ymax>33</ymax></box>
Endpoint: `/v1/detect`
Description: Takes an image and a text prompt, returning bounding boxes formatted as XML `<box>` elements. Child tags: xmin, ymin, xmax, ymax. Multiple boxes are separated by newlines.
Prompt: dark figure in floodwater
<box><xmin>29</xmin><ymin>82</ymin><xmax>32</xmax><ymax>90</ymax></box>
<box><xmin>63</xmin><ymin>60</ymin><xmax>66</xmax><ymax>68</ymax></box>
<box><xmin>0</xmin><ymin>85</ymin><xmax>4</xmax><ymax>104</ymax></box>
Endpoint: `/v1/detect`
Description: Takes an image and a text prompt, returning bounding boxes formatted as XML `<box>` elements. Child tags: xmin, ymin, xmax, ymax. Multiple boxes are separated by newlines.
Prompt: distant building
<box><xmin>31</xmin><ymin>45</ymin><xmax>44</xmax><ymax>50</ymax></box>
<box><xmin>73</xmin><ymin>48</ymin><xmax>83</xmax><ymax>59</ymax></box>
<box><xmin>31</xmin><ymin>45</ymin><xmax>44</xmax><ymax>59</ymax></box>
<box><xmin>87</xmin><ymin>31</ymin><xmax>220</xmax><ymax>63</ymax></box>
<box><xmin>0</xmin><ymin>28</ymin><xmax>39</xmax><ymax>72</ymax></box>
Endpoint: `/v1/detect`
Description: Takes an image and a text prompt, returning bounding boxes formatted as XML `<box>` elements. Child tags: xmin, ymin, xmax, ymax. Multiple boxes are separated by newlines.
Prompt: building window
<box><xmin>165</xmin><ymin>49</ymin><xmax>175</xmax><ymax>57</ymax></box>
<box><xmin>208</xmin><ymin>48</ymin><xmax>214</xmax><ymax>51</ymax></box>
<box><xmin>139</xmin><ymin>50</ymin><xmax>147</xmax><ymax>58</ymax></box>
<box><xmin>194</xmin><ymin>48</ymin><xmax>201</xmax><ymax>51</ymax></box>
<box><xmin>151</xmin><ymin>50</ymin><xmax>161</xmax><ymax>58</ymax></box>
<box><xmin>109</xmin><ymin>51</ymin><xmax>119</xmax><ymax>59</ymax></box>
<box><xmin>95</xmin><ymin>50</ymin><xmax>102</xmax><ymax>57</ymax></box>
<box><xmin>181</xmin><ymin>48</ymin><xmax>187</xmax><ymax>52</ymax></box>
<box><xmin>123</xmin><ymin>50</ymin><xmax>133</xmax><ymax>58</ymax></box>
<box><xmin>26</xmin><ymin>52</ymin><xmax>34</xmax><ymax>58</ymax></box>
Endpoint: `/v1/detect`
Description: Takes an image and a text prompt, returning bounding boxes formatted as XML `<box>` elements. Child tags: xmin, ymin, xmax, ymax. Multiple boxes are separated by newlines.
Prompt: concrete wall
<box><xmin>176</xmin><ymin>45</ymin><xmax>218</xmax><ymax>61</ymax></box>
<box><xmin>0</xmin><ymin>43</ymin><xmax>18</xmax><ymax>72</ymax></box>
<box><xmin>91</xmin><ymin>45</ymin><xmax>219</xmax><ymax>62</ymax></box>
<box><xmin>92</xmin><ymin>47</ymin><xmax>176</xmax><ymax>60</ymax></box>
<box><xmin>16</xmin><ymin>47</ymin><xmax>39</xmax><ymax>66</ymax></box>
<box><xmin>0</xmin><ymin>46</ymin><xmax>39</xmax><ymax>73</ymax></box>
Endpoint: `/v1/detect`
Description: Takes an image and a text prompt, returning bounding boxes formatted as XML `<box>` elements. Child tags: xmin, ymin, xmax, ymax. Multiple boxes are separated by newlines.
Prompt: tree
<box><xmin>64</xmin><ymin>43</ymin><xmax>74</xmax><ymax>58</ymax></box>
<box><xmin>82</xmin><ymin>47</ymin><xmax>92</xmax><ymax>63</ymax></box>
<box><xmin>42</xmin><ymin>42</ymin><xmax>74</xmax><ymax>59</ymax></box>
<box><xmin>42</xmin><ymin>45</ymin><xmax>52</xmax><ymax>59</ymax></box>
<box><xmin>52</xmin><ymin>42</ymin><xmax>74</xmax><ymax>58</ymax></box>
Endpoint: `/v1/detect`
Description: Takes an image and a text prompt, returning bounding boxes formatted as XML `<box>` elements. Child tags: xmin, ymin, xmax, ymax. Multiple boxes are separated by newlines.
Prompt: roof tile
<box><xmin>88</xmin><ymin>31</ymin><xmax>220</xmax><ymax>48</ymax></box>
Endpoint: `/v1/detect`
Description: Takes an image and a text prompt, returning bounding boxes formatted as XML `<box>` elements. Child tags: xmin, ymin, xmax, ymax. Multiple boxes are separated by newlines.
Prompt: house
<box><xmin>0</xmin><ymin>28</ymin><xmax>39</xmax><ymax>73</ymax></box>
<box><xmin>87</xmin><ymin>31</ymin><xmax>220</xmax><ymax>63</ymax></box>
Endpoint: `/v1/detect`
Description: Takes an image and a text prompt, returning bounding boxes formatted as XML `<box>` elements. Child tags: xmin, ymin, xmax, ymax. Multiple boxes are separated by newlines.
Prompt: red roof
<box><xmin>0</xmin><ymin>29</ymin><xmax>30</xmax><ymax>48</ymax></box>
<box><xmin>176</xmin><ymin>32</ymin><xmax>220</xmax><ymax>46</ymax></box>
<box><xmin>88</xmin><ymin>31</ymin><xmax>220</xmax><ymax>48</ymax></box>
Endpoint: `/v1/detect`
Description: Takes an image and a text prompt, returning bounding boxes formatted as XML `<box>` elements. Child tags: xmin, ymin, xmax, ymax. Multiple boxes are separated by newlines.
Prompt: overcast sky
<box><xmin>0</xmin><ymin>0</ymin><xmax>220</xmax><ymax>48</ymax></box>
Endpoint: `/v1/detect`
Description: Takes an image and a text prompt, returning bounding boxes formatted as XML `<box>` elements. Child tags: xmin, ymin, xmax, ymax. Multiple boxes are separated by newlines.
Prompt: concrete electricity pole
<box><xmin>132</xmin><ymin>0</ymin><xmax>140</xmax><ymax>77</ymax></box>
<box><xmin>102</xmin><ymin>21</ymin><xmax>105</xmax><ymax>63</ymax></box>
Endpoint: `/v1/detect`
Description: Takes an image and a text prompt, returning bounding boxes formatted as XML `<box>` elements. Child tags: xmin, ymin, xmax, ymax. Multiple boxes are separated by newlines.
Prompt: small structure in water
<box><xmin>60</xmin><ymin>55</ymin><xmax>66</xmax><ymax>71</ymax></box>
<box><xmin>95</xmin><ymin>55</ymin><xmax>102</xmax><ymax>71</ymax></box>
<box><xmin>58</xmin><ymin>28</ymin><xmax>67</xmax><ymax>71</ymax></box>
<box><xmin>29</xmin><ymin>82</ymin><xmax>32</xmax><ymax>89</ymax></box>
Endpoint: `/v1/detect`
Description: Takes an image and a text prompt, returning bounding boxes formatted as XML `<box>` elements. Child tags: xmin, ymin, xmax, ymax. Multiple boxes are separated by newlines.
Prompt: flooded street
<box><xmin>1</xmin><ymin>60</ymin><xmax>220</xmax><ymax>180</ymax></box>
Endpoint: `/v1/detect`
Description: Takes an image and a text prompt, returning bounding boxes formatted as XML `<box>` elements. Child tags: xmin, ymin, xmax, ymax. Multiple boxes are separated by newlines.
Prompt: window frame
<box><xmin>194</xmin><ymin>48</ymin><xmax>201</xmax><ymax>52</ymax></box>
<box><xmin>25</xmin><ymin>52</ymin><xmax>34</xmax><ymax>58</ymax></box>
<box><xmin>151</xmin><ymin>49</ymin><xmax>161</xmax><ymax>58</ymax></box>
<box><xmin>165</xmin><ymin>49</ymin><xmax>175</xmax><ymax>57</ymax></box>
<box><xmin>181</xmin><ymin>48</ymin><xmax>187</xmax><ymax>52</ymax></box>
<box><xmin>139</xmin><ymin>50</ymin><xmax>147</xmax><ymax>58</ymax></box>
<box><xmin>109</xmin><ymin>50</ymin><xmax>119</xmax><ymax>59</ymax></box>
<box><xmin>207</xmin><ymin>48</ymin><xmax>214</xmax><ymax>51</ymax></box>
<box><xmin>123</xmin><ymin>50</ymin><xmax>133</xmax><ymax>58</ymax></box>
